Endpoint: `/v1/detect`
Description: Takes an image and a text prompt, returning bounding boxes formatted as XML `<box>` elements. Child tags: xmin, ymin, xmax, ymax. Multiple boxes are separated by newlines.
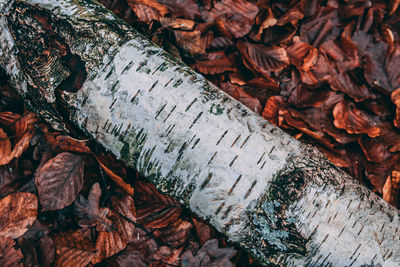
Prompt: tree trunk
<box><xmin>1</xmin><ymin>0</ymin><xmax>400</xmax><ymax>265</ymax></box>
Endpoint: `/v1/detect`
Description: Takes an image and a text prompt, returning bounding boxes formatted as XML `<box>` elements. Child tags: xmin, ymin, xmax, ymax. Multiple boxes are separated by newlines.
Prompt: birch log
<box><xmin>1</xmin><ymin>0</ymin><xmax>400</xmax><ymax>266</ymax></box>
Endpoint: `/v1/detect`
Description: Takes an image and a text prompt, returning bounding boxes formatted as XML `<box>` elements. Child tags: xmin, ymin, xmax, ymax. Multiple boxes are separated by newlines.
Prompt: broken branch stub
<box><xmin>1</xmin><ymin>0</ymin><xmax>400</xmax><ymax>265</ymax></box>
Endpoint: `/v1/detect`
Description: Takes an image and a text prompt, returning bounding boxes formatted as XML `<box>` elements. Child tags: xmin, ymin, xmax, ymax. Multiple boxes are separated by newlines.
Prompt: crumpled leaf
<box><xmin>192</xmin><ymin>217</ymin><xmax>213</xmax><ymax>245</ymax></box>
<box><xmin>35</xmin><ymin>152</ymin><xmax>84</xmax><ymax>211</ymax></box>
<box><xmin>159</xmin><ymin>17</ymin><xmax>195</xmax><ymax>30</ymax></box>
<box><xmin>262</xmin><ymin>96</ymin><xmax>288</xmax><ymax>125</ymax></box>
<box><xmin>0</xmin><ymin>192</ymin><xmax>37</xmax><ymax>239</ymax></box>
<box><xmin>152</xmin><ymin>246</ymin><xmax>183</xmax><ymax>266</ymax></box>
<box><xmin>220</xmin><ymin>82</ymin><xmax>262</xmax><ymax>114</ymax></box>
<box><xmin>180</xmin><ymin>239</ymin><xmax>236</xmax><ymax>267</ymax></box>
<box><xmin>134</xmin><ymin>180</ymin><xmax>181</xmax><ymax>228</ymax></box>
<box><xmin>237</xmin><ymin>41</ymin><xmax>289</xmax><ymax>78</ymax></box>
<box><xmin>333</xmin><ymin>100</ymin><xmax>381</xmax><ymax>137</ymax></box>
<box><xmin>104</xmin><ymin>248</ymin><xmax>148</xmax><ymax>267</ymax></box>
<box><xmin>44</xmin><ymin>131</ymin><xmax>92</xmax><ymax>154</ymax></box>
<box><xmin>0</xmin><ymin>236</ymin><xmax>23</xmax><ymax>266</ymax></box>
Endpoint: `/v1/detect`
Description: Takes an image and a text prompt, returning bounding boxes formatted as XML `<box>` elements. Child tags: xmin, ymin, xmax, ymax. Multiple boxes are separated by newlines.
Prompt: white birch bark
<box><xmin>1</xmin><ymin>0</ymin><xmax>400</xmax><ymax>266</ymax></box>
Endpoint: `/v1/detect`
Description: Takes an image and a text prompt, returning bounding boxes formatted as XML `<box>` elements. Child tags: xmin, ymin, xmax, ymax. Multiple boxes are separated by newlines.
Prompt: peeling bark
<box><xmin>1</xmin><ymin>0</ymin><xmax>400</xmax><ymax>266</ymax></box>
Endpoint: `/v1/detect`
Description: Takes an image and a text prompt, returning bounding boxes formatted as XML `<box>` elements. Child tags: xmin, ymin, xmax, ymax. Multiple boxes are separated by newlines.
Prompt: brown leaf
<box><xmin>220</xmin><ymin>82</ymin><xmax>263</xmax><ymax>114</ymax></box>
<box><xmin>383</xmin><ymin>168</ymin><xmax>400</xmax><ymax>207</ymax></box>
<box><xmin>131</xmin><ymin>3</ymin><xmax>161</xmax><ymax>23</ymax></box>
<box><xmin>358</xmin><ymin>136</ymin><xmax>390</xmax><ymax>163</ymax></box>
<box><xmin>364</xmin><ymin>154</ymin><xmax>400</xmax><ymax>193</ymax></box>
<box><xmin>152</xmin><ymin>246</ymin><xmax>183</xmax><ymax>266</ymax></box>
<box><xmin>192</xmin><ymin>217</ymin><xmax>213</xmax><ymax>245</ymax></box>
<box><xmin>0</xmin><ymin>128</ymin><xmax>12</xmax><ymax>166</ymax></box>
<box><xmin>174</xmin><ymin>30</ymin><xmax>206</xmax><ymax>56</ymax></box>
<box><xmin>237</xmin><ymin>41</ymin><xmax>289</xmax><ymax>78</ymax></box>
<box><xmin>363</xmin><ymin>42</ymin><xmax>400</xmax><ymax>94</ymax></box>
<box><xmin>92</xmin><ymin>224</ymin><xmax>127</xmax><ymax>264</ymax></box>
<box><xmin>153</xmin><ymin>219</ymin><xmax>192</xmax><ymax>248</ymax></box>
<box><xmin>37</xmin><ymin>235</ymin><xmax>55</xmax><ymax>267</ymax></box>
<box><xmin>111</xmin><ymin>194</ymin><xmax>136</xmax><ymax>243</ymax></box>
<box><xmin>208</xmin><ymin>0</ymin><xmax>258</xmax><ymax>38</ymax></box>
<box><xmin>134</xmin><ymin>180</ymin><xmax>181</xmax><ymax>228</ymax></box>
<box><xmin>333</xmin><ymin>100</ymin><xmax>381</xmax><ymax>137</ymax></box>
<box><xmin>0</xmin><ymin>192</ymin><xmax>37</xmax><ymax>238</ymax></box>
<box><xmin>104</xmin><ymin>249</ymin><xmax>148</xmax><ymax>267</ymax></box>
<box><xmin>159</xmin><ymin>17</ymin><xmax>195</xmax><ymax>31</ymax></box>
<box><xmin>35</xmin><ymin>152</ymin><xmax>84</xmax><ymax>211</ymax></box>
<box><xmin>98</xmin><ymin>158</ymin><xmax>134</xmax><ymax>195</ymax></box>
<box><xmin>55</xmin><ymin>246</ymin><xmax>94</xmax><ymax>267</ymax></box>
<box><xmin>53</xmin><ymin>229</ymin><xmax>96</xmax><ymax>266</ymax></box>
<box><xmin>262</xmin><ymin>96</ymin><xmax>288</xmax><ymax>125</ymax></box>
<box><xmin>391</xmin><ymin>88</ymin><xmax>400</xmax><ymax>128</ymax></box>
<box><xmin>193</xmin><ymin>58</ymin><xmax>235</xmax><ymax>75</ymax></box>
<box><xmin>44</xmin><ymin>132</ymin><xmax>92</xmax><ymax>154</ymax></box>
<box><xmin>0</xmin><ymin>236</ymin><xmax>23</xmax><ymax>266</ymax></box>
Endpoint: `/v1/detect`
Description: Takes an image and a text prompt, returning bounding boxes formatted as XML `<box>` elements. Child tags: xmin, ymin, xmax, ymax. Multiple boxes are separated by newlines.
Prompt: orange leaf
<box><xmin>97</xmin><ymin>158</ymin><xmax>134</xmax><ymax>196</ymax></box>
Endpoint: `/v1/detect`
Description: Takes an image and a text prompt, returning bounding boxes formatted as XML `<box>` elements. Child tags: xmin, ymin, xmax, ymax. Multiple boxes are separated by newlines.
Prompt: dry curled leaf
<box><xmin>0</xmin><ymin>192</ymin><xmax>37</xmax><ymax>239</ymax></box>
<box><xmin>333</xmin><ymin>100</ymin><xmax>381</xmax><ymax>138</ymax></box>
<box><xmin>35</xmin><ymin>152</ymin><xmax>84</xmax><ymax>211</ymax></box>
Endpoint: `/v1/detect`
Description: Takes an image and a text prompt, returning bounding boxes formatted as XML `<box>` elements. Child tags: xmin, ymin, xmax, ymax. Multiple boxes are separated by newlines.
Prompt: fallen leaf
<box><xmin>134</xmin><ymin>180</ymin><xmax>181</xmax><ymax>228</ymax></box>
<box><xmin>333</xmin><ymin>100</ymin><xmax>381</xmax><ymax>138</ymax></box>
<box><xmin>111</xmin><ymin>194</ymin><xmax>136</xmax><ymax>243</ymax></box>
<box><xmin>98</xmin><ymin>158</ymin><xmax>134</xmax><ymax>195</ymax></box>
<box><xmin>35</xmin><ymin>152</ymin><xmax>84</xmax><ymax>211</ymax></box>
<box><xmin>237</xmin><ymin>41</ymin><xmax>289</xmax><ymax>78</ymax></box>
<box><xmin>153</xmin><ymin>219</ymin><xmax>192</xmax><ymax>248</ymax></box>
<box><xmin>0</xmin><ymin>192</ymin><xmax>37</xmax><ymax>239</ymax></box>
<box><xmin>0</xmin><ymin>236</ymin><xmax>23</xmax><ymax>266</ymax></box>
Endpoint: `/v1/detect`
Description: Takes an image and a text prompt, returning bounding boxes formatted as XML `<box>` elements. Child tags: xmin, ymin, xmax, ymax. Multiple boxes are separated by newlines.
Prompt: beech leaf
<box><xmin>0</xmin><ymin>192</ymin><xmax>37</xmax><ymax>239</ymax></box>
<box><xmin>0</xmin><ymin>236</ymin><xmax>23</xmax><ymax>266</ymax></box>
<box><xmin>35</xmin><ymin>152</ymin><xmax>84</xmax><ymax>211</ymax></box>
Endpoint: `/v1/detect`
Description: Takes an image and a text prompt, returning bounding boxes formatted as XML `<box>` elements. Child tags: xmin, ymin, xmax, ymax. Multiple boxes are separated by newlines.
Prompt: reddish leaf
<box><xmin>392</xmin><ymin>88</ymin><xmax>400</xmax><ymax>129</ymax></box>
<box><xmin>111</xmin><ymin>194</ymin><xmax>136</xmax><ymax>243</ymax></box>
<box><xmin>262</xmin><ymin>96</ymin><xmax>288</xmax><ymax>125</ymax></box>
<box><xmin>220</xmin><ymin>82</ymin><xmax>262</xmax><ymax>114</ymax></box>
<box><xmin>0</xmin><ymin>236</ymin><xmax>23</xmax><ymax>266</ymax></box>
<box><xmin>383</xmin><ymin>168</ymin><xmax>400</xmax><ymax>207</ymax></box>
<box><xmin>104</xmin><ymin>249</ymin><xmax>148</xmax><ymax>266</ymax></box>
<box><xmin>35</xmin><ymin>152</ymin><xmax>84</xmax><ymax>211</ymax></box>
<box><xmin>192</xmin><ymin>217</ymin><xmax>213</xmax><ymax>245</ymax></box>
<box><xmin>237</xmin><ymin>41</ymin><xmax>289</xmax><ymax>78</ymax></box>
<box><xmin>333</xmin><ymin>100</ymin><xmax>381</xmax><ymax>137</ymax></box>
<box><xmin>53</xmin><ymin>229</ymin><xmax>96</xmax><ymax>266</ymax></box>
<box><xmin>159</xmin><ymin>17</ymin><xmax>195</xmax><ymax>30</ymax></box>
<box><xmin>0</xmin><ymin>128</ymin><xmax>12</xmax><ymax>166</ymax></box>
<box><xmin>134</xmin><ymin>181</ymin><xmax>181</xmax><ymax>228</ymax></box>
<box><xmin>0</xmin><ymin>192</ymin><xmax>37</xmax><ymax>239</ymax></box>
<box><xmin>151</xmin><ymin>246</ymin><xmax>183</xmax><ymax>266</ymax></box>
<box><xmin>44</xmin><ymin>132</ymin><xmax>92</xmax><ymax>154</ymax></box>
<box><xmin>92</xmin><ymin>219</ymin><xmax>127</xmax><ymax>264</ymax></box>
<box><xmin>98</xmin><ymin>158</ymin><xmax>134</xmax><ymax>195</ymax></box>
<box><xmin>153</xmin><ymin>219</ymin><xmax>192</xmax><ymax>248</ymax></box>
<box><xmin>174</xmin><ymin>30</ymin><xmax>206</xmax><ymax>56</ymax></box>
<box><xmin>193</xmin><ymin>58</ymin><xmax>235</xmax><ymax>75</ymax></box>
